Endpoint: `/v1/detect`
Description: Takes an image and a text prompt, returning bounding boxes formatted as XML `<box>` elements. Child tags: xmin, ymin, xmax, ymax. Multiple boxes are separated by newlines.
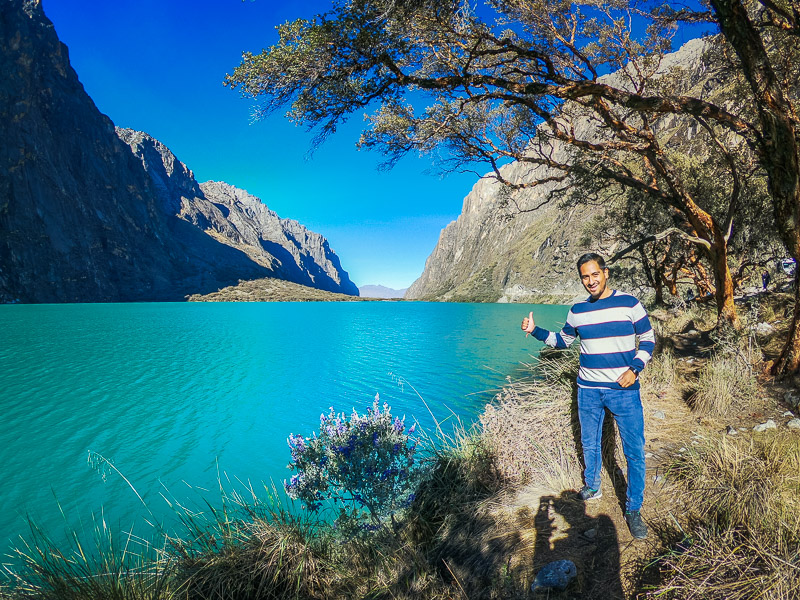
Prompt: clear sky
<box><xmin>41</xmin><ymin>0</ymin><xmax>481</xmax><ymax>290</ymax></box>
<box><xmin>41</xmin><ymin>1</ymin><xmax>708</xmax><ymax>290</ymax></box>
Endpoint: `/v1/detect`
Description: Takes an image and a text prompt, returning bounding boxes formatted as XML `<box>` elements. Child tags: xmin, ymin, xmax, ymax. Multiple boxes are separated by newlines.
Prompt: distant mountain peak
<box><xmin>359</xmin><ymin>284</ymin><xmax>408</xmax><ymax>299</ymax></box>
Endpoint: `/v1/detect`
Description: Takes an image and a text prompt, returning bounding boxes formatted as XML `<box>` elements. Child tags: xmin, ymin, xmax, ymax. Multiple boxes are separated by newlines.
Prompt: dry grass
<box><xmin>480</xmin><ymin>350</ymin><xmax>582</xmax><ymax>491</ymax></box>
<box><xmin>688</xmin><ymin>322</ymin><xmax>762</xmax><ymax>415</ymax></box>
<box><xmin>689</xmin><ymin>353</ymin><xmax>759</xmax><ymax>415</ymax></box>
<box><xmin>640</xmin><ymin>432</ymin><xmax>800</xmax><ymax>599</ymax></box>
<box><xmin>639</xmin><ymin>346</ymin><xmax>678</xmax><ymax>393</ymax></box>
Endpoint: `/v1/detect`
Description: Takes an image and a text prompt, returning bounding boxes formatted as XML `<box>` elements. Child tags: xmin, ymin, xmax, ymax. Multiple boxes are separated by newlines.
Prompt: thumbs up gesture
<box><xmin>521</xmin><ymin>311</ymin><xmax>536</xmax><ymax>336</ymax></box>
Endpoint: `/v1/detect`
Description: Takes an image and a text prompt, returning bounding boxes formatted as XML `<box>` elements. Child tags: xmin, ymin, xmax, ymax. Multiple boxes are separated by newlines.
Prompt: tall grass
<box><xmin>640</xmin><ymin>433</ymin><xmax>800</xmax><ymax>599</ymax></box>
<box><xmin>480</xmin><ymin>349</ymin><xmax>582</xmax><ymax>491</ymax></box>
<box><xmin>689</xmin><ymin>323</ymin><xmax>761</xmax><ymax>415</ymax></box>
<box><xmin>168</xmin><ymin>482</ymin><xmax>333</xmax><ymax>600</ymax></box>
<box><xmin>0</xmin><ymin>512</ymin><xmax>172</xmax><ymax>600</ymax></box>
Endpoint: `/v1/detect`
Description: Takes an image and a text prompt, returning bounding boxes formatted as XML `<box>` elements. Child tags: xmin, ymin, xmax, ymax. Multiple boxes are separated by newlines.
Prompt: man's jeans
<box><xmin>577</xmin><ymin>386</ymin><xmax>645</xmax><ymax>511</ymax></box>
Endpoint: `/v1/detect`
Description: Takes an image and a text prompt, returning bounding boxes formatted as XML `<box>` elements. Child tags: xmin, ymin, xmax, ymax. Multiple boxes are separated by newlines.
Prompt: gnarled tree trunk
<box><xmin>710</xmin><ymin>0</ymin><xmax>800</xmax><ymax>374</ymax></box>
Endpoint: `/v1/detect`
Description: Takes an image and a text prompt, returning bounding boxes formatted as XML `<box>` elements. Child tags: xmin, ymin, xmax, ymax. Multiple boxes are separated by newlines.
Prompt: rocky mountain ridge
<box><xmin>0</xmin><ymin>0</ymin><xmax>356</xmax><ymax>302</ymax></box>
<box><xmin>119</xmin><ymin>129</ymin><xmax>358</xmax><ymax>296</ymax></box>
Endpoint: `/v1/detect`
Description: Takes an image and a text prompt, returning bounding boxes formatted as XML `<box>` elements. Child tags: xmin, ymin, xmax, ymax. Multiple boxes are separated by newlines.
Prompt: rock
<box><xmin>755</xmin><ymin>322</ymin><xmax>774</xmax><ymax>334</ymax></box>
<box><xmin>788</xmin><ymin>418</ymin><xmax>800</xmax><ymax>430</ymax></box>
<box><xmin>653</xmin><ymin>475</ymin><xmax>664</xmax><ymax>484</ymax></box>
<box><xmin>753</xmin><ymin>420</ymin><xmax>777</xmax><ymax>432</ymax></box>
<box><xmin>532</xmin><ymin>560</ymin><xmax>577</xmax><ymax>592</ymax></box>
<box><xmin>583</xmin><ymin>528</ymin><xmax>597</xmax><ymax>540</ymax></box>
<box><xmin>679</xmin><ymin>447</ymin><xmax>687</xmax><ymax>453</ymax></box>
<box><xmin>645</xmin><ymin>452</ymin><xmax>654</xmax><ymax>458</ymax></box>
<box><xmin>726</xmin><ymin>425</ymin><xmax>738</xmax><ymax>436</ymax></box>
<box><xmin>785</xmin><ymin>392</ymin><xmax>800</xmax><ymax>410</ymax></box>
<box><xmin>784</xmin><ymin>411</ymin><xmax>795</xmax><ymax>417</ymax></box>
<box><xmin>652</xmin><ymin>410</ymin><xmax>666</xmax><ymax>420</ymax></box>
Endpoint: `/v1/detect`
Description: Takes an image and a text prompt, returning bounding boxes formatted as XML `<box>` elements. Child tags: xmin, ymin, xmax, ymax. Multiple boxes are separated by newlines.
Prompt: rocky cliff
<box><xmin>0</xmin><ymin>0</ymin><xmax>356</xmax><ymax>302</ymax></box>
<box><xmin>0</xmin><ymin>0</ymin><xmax>184</xmax><ymax>302</ymax></box>
<box><xmin>405</xmin><ymin>38</ymin><xmax>717</xmax><ymax>304</ymax></box>
<box><xmin>118</xmin><ymin>129</ymin><xmax>358</xmax><ymax>296</ymax></box>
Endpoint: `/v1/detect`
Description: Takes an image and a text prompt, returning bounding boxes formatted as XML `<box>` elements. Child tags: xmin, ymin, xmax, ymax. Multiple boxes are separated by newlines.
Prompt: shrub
<box><xmin>284</xmin><ymin>395</ymin><xmax>418</xmax><ymax>532</ymax></box>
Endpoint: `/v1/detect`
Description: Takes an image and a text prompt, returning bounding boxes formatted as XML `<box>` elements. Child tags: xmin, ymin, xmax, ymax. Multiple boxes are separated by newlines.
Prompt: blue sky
<box><xmin>42</xmin><ymin>1</ymin><xmax>708</xmax><ymax>290</ymax></box>
<box><xmin>42</xmin><ymin>0</ymin><xmax>480</xmax><ymax>290</ymax></box>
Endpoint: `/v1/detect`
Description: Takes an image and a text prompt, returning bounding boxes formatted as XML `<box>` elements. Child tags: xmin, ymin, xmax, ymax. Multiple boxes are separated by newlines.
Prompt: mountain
<box><xmin>358</xmin><ymin>284</ymin><xmax>408</xmax><ymax>299</ymax></box>
<box><xmin>118</xmin><ymin>129</ymin><xmax>359</xmax><ymax>296</ymax></box>
<box><xmin>405</xmin><ymin>38</ymin><xmax>715</xmax><ymax>304</ymax></box>
<box><xmin>0</xmin><ymin>0</ymin><xmax>356</xmax><ymax>302</ymax></box>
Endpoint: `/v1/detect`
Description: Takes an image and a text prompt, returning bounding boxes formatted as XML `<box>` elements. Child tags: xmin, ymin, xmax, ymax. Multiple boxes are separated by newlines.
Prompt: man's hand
<box><xmin>521</xmin><ymin>311</ymin><xmax>536</xmax><ymax>337</ymax></box>
<box><xmin>616</xmin><ymin>369</ymin><xmax>637</xmax><ymax>388</ymax></box>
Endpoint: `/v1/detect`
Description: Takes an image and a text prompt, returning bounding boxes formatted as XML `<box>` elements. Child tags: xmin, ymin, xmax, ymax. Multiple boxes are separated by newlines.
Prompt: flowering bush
<box><xmin>284</xmin><ymin>394</ymin><xmax>418</xmax><ymax>529</ymax></box>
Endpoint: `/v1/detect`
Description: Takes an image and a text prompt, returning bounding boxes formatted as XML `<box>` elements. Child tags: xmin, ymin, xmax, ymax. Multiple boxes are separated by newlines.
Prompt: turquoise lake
<box><xmin>0</xmin><ymin>301</ymin><xmax>568</xmax><ymax>558</ymax></box>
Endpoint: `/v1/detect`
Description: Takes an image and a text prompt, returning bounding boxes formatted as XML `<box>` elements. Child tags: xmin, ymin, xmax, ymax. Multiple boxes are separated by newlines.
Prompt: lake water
<box><xmin>0</xmin><ymin>301</ymin><xmax>568</xmax><ymax>557</ymax></box>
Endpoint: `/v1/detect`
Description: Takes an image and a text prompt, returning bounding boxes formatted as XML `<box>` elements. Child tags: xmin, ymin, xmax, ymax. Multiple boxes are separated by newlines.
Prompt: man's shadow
<box><xmin>533</xmin><ymin>492</ymin><xmax>623</xmax><ymax>598</ymax></box>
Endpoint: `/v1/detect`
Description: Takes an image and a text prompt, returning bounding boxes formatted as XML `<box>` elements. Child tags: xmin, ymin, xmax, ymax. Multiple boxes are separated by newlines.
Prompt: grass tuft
<box><xmin>1</xmin><ymin>513</ymin><xmax>171</xmax><ymax>600</ymax></box>
<box><xmin>480</xmin><ymin>349</ymin><xmax>582</xmax><ymax>491</ymax></box>
<box><xmin>641</xmin><ymin>432</ymin><xmax>800</xmax><ymax>599</ymax></box>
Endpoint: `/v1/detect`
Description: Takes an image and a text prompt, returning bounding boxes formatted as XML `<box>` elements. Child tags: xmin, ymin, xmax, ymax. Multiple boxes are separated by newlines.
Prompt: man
<box><xmin>521</xmin><ymin>253</ymin><xmax>655</xmax><ymax>539</ymax></box>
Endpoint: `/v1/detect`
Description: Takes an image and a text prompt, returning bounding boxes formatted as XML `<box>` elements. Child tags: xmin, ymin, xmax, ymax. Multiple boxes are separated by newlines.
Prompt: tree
<box><xmin>684</xmin><ymin>0</ymin><xmax>799</xmax><ymax>374</ymax></box>
<box><xmin>226</xmin><ymin>0</ymin><xmax>797</xmax><ymax>369</ymax></box>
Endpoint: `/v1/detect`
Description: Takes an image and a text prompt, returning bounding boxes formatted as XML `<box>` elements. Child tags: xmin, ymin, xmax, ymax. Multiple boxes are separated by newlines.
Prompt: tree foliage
<box><xmin>228</xmin><ymin>0</ymin><xmax>800</xmax><ymax>372</ymax></box>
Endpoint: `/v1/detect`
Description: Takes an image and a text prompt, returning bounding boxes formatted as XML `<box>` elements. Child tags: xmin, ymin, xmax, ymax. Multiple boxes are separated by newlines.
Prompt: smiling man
<box><xmin>521</xmin><ymin>252</ymin><xmax>655</xmax><ymax>539</ymax></box>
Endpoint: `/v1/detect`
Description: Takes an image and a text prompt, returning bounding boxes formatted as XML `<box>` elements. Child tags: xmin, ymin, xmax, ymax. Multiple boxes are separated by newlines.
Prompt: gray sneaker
<box><xmin>579</xmin><ymin>485</ymin><xmax>602</xmax><ymax>501</ymax></box>
<box><xmin>625</xmin><ymin>510</ymin><xmax>648</xmax><ymax>539</ymax></box>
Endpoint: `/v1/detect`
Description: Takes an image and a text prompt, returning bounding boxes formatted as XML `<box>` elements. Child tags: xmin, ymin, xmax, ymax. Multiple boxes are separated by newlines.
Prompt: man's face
<box><xmin>579</xmin><ymin>260</ymin><xmax>610</xmax><ymax>299</ymax></box>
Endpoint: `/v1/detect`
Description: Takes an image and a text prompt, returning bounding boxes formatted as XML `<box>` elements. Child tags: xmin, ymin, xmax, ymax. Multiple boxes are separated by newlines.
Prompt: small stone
<box><xmin>691</xmin><ymin>440</ymin><xmax>699</xmax><ymax>445</ymax></box>
<box><xmin>784</xmin><ymin>411</ymin><xmax>795</xmax><ymax>417</ymax></box>
<box><xmin>645</xmin><ymin>452</ymin><xmax>654</xmax><ymax>458</ymax></box>
<box><xmin>753</xmin><ymin>419</ymin><xmax>777</xmax><ymax>432</ymax></box>
<box><xmin>738</xmin><ymin>427</ymin><xmax>748</xmax><ymax>432</ymax></box>
<box><xmin>726</xmin><ymin>426</ymin><xmax>738</xmax><ymax>436</ymax></box>
<box><xmin>653</xmin><ymin>475</ymin><xmax>663</xmax><ymax>484</ymax></box>
<box><xmin>785</xmin><ymin>391</ymin><xmax>800</xmax><ymax>409</ymax></box>
<box><xmin>788</xmin><ymin>418</ymin><xmax>800</xmax><ymax>430</ymax></box>
<box><xmin>532</xmin><ymin>560</ymin><xmax>577</xmax><ymax>592</ymax></box>
<box><xmin>652</xmin><ymin>410</ymin><xmax>666</xmax><ymax>420</ymax></box>
<box><xmin>755</xmin><ymin>322</ymin><xmax>774</xmax><ymax>334</ymax></box>
<box><xmin>583</xmin><ymin>528</ymin><xmax>597</xmax><ymax>540</ymax></box>
<box><xmin>679</xmin><ymin>447</ymin><xmax>687</xmax><ymax>453</ymax></box>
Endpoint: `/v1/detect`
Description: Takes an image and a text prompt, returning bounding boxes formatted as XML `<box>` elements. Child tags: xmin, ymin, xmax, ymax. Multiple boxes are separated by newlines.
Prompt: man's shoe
<box><xmin>579</xmin><ymin>485</ymin><xmax>602</xmax><ymax>501</ymax></box>
<box><xmin>625</xmin><ymin>510</ymin><xmax>648</xmax><ymax>539</ymax></box>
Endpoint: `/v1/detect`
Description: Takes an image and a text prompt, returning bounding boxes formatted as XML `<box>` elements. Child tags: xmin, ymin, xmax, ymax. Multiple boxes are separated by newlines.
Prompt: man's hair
<box><xmin>576</xmin><ymin>252</ymin><xmax>606</xmax><ymax>273</ymax></box>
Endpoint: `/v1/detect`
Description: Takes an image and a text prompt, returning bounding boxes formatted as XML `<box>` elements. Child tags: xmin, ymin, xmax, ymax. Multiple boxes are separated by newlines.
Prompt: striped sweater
<box><xmin>532</xmin><ymin>290</ymin><xmax>656</xmax><ymax>390</ymax></box>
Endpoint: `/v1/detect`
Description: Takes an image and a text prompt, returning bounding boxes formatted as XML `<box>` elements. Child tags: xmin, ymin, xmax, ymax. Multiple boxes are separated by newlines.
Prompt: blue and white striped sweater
<box><xmin>532</xmin><ymin>290</ymin><xmax>655</xmax><ymax>390</ymax></box>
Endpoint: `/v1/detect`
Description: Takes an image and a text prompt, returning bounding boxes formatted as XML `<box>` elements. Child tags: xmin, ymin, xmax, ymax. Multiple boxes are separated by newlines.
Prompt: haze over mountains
<box><xmin>0</xmin><ymin>0</ymin><xmax>357</xmax><ymax>303</ymax></box>
<box><xmin>358</xmin><ymin>285</ymin><xmax>408</xmax><ymax>299</ymax></box>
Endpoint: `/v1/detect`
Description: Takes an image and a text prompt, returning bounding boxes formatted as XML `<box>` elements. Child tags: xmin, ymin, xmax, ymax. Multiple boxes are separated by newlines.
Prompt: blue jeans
<box><xmin>577</xmin><ymin>386</ymin><xmax>645</xmax><ymax>511</ymax></box>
